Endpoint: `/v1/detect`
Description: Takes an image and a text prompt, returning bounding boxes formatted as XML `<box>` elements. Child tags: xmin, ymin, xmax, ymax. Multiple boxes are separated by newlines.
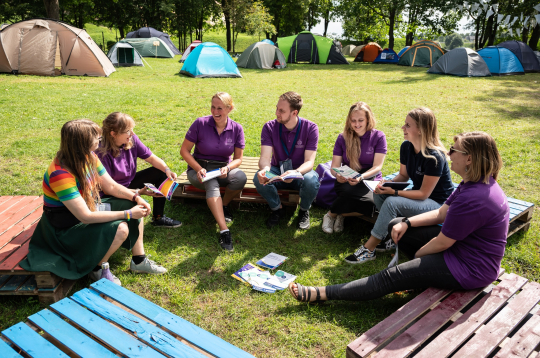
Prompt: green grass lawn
<box><xmin>0</xmin><ymin>56</ymin><xmax>539</xmax><ymax>357</ymax></box>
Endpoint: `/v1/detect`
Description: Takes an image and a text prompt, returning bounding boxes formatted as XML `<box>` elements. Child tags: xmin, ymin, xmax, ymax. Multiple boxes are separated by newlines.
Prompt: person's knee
<box><xmin>302</xmin><ymin>171</ymin><xmax>320</xmax><ymax>190</ymax></box>
<box><xmin>115</xmin><ymin>222</ymin><xmax>129</xmax><ymax>241</ymax></box>
<box><xmin>234</xmin><ymin>170</ymin><xmax>247</xmax><ymax>186</ymax></box>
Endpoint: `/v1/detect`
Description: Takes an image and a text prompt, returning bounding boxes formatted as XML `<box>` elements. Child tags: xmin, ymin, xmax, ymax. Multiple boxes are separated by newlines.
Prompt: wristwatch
<box><xmin>394</xmin><ymin>189</ymin><xmax>399</xmax><ymax>197</ymax></box>
<box><xmin>402</xmin><ymin>217</ymin><xmax>412</xmax><ymax>228</ymax></box>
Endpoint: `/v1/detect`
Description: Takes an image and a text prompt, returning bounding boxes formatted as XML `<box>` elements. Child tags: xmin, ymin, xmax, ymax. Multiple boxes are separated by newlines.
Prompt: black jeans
<box><xmin>326</xmin><ymin>218</ymin><xmax>462</xmax><ymax>301</ymax></box>
<box><xmin>330</xmin><ymin>171</ymin><xmax>376</xmax><ymax>216</ymax></box>
<box><xmin>127</xmin><ymin>167</ymin><xmax>167</xmax><ymax>218</ymax></box>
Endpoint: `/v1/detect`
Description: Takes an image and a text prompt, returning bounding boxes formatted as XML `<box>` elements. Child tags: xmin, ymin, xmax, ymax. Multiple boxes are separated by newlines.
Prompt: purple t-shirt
<box><xmin>442</xmin><ymin>177</ymin><xmax>509</xmax><ymax>289</ymax></box>
<box><xmin>332</xmin><ymin>129</ymin><xmax>387</xmax><ymax>180</ymax></box>
<box><xmin>261</xmin><ymin>117</ymin><xmax>319</xmax><ymax>169</ymax></box>
<box><xmin>97</xmin><ymin>133</ymin><xmax>152</xmax><ymax>186</ymax></box>
<box><xmin>185</xmin><ymin>115</ymin><xmax>245</xmax><ymax>170</ymax></box>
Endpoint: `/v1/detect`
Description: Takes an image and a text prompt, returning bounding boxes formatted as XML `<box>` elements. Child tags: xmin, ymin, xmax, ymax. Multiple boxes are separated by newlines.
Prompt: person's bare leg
<box><xmin>131</xmin><ymin>219</ymin><xmax>145</xmax><ymax>256</ymax></box>
<box><xmin>207</xmin><ymin>196</ymin><xmax>228</xmax><ymax>231</ymax></box>
<box><xmin>363</xmin><ymin>235</ymin><xmax>381</xmax><ymax>251</ymax></box>
<box><xmin>99</xmin><ymin>222</ymin><xmax>129</xmax><ymax>264</ymax></box>
<box><xmin>291</xmin><ymin>283</ymin><xmax>328</xmax><ymax>301</ymax></box>
<box><xmin>327</xmin><ymin>211</ymin><xmax>338</xmax><ymax>218</ymax></box>
<box><xmin>223</xmin><ymin>188</ymin><xmax>242</xmax><ymax>206</ymax></box>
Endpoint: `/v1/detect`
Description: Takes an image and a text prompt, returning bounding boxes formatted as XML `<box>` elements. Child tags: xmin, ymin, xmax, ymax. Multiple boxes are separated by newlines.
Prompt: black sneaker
<box><xmin>223</xmin><ymin>205</ymin><xmax>233</xmax><ymax>223</ymax></box>
<box><xmin>151</xmin><ymin>216</ymin><xmax>182</xmax><ymax>228</ymax></box>
<box><xmin>375</xmin><ymin>239</ymin><xmax>396</xmax><ymax>252</ymax></box>
<box><xmin>297</xmin><ymin>209</ymin><xmax>310</xmax><ymax>230</ymax></box>
<box><xmin>344</xmin><ymin>245</ymin><xmax>376</xmax><ymax>264</ymax></box>
<box><xmin>266</xmin><ymin>209</ymin><xmax>283</xmax><ymax>229</ymax></box>
<box><xmin>219</xmin><ymin>231</ymin><xmax>233</xmax><ymax>252</ymax></box>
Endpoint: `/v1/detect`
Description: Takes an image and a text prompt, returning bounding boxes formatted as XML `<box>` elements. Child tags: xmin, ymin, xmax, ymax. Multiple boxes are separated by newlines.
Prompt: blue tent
<box><xmin>180</xmin><ymin>42</ymin><xmax>242</xmax><ymax>78</ymax></box>
<box><xmin>261</xmin><ymin>39</ymin><xmax>275</xmax><ymax>45</ymax></box>
<box><xmin>477</xmin><ymin>46</ymin><xmax>524</xmax><ymax>76</ymax></box>
<box><xmin>373</xmin><ymin>48</ymin><xmax>399</xmax><ymax>64</ymax></box>
<box><xmin>397</xmin><ymin>46</ymin><xmax>410</xmax><ymax>57</ymax></box>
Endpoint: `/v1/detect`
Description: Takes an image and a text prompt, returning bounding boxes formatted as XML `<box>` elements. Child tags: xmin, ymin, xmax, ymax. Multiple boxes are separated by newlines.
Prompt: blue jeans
<box><xmin>371</xmin><ymin>194</ymin><xmax>442</xmax><ymax>240</ymax></box>
<box><xmin>253</xmin><ymin>167</ymin><xmax>320</xmax><ymax>211</ymax></box>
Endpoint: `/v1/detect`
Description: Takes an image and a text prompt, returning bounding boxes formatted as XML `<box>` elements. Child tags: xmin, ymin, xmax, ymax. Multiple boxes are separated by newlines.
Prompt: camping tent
<box><xmin>179</xmin><ymin>40</ymin><xmax>202</xmax><ymax>63</ymax></box>
<box><xmin>477</xmin><ymin>46</ymin><xmax>524</xmax><ymax>75</ymax></box>
<box><xmin>0</xmin><ymin>19</ymin><xmax>115</xmax><ymax>77</ymax></box>
<box><xmin>427</xmin><ymin>47</ymin><xmax>491</xmax><ymax>77</ymax></box>
<box><xmin>497</xmin><ymin>40</ymin><xmax>540</xmax><ymax>72</ymax></box>
<box><xmin>127</xmin><ymin>27</ymin><xmax>181</xmax><ymax>55</ymax></box>
<box><xmin>535</xmin><ymin>51</ymin><xmax>540</xmax><ymax>64</ymax></box>
<box><xmin>342</xmin><ymin>44</ymin><xmax>356</xmax><ymax>56</ymax></box>
<box><xmin>398</xmin><ymin>40</ymin><xmax>445</xmax><ymax>67</ymax></box>
<box><xmin>277</xmin><ymin>31</ymin><xmax>348</xmax><ymax>64</ymax></box>
<box><xmin>236</xmin><ymin>42</ymin><xmax>286</xmax><ymax>69</ymax></box>
<box><xmin>107</xmin><ymin>42</ymin><xmax>144</xmax><ymax>67</ymax></box>
<box><xmin>354</xmin><ymin>42</ymin><xmax>382</xmax><ymax>62</ymax></box>
<box><xmin>261</xmin><ymin>39</ymin><xmax>275</xmax><ymax>45</ymax></box>
<box><xmin>373</xmin><ymin>48</ymin><xmax>399</xmax><ymax>64</ymax></box>
<box><xmin>397</xmin><ymin>46</ymin><xmax>410</xmax><ymax>57</ymax></box>
<box><xmin>350</xmin><ymin>45</ymin><xmax>365</xmax><ymax>57</ymax></box>
<box><xmin>180</xmin><ymin>42</ymin><xmax>241</xmax><ymax>78</ymax></box>
<box><xmin>120</xmin><ymin>38</ymin><xmax>174</xmax><ymax>58</ymax></box>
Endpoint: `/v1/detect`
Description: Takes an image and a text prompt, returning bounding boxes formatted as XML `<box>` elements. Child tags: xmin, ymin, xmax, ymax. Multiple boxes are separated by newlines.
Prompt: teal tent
<box><xmin>180</xmin><ymin>42</ymin><xmax>241</xmax><ymax>78</ymax></box>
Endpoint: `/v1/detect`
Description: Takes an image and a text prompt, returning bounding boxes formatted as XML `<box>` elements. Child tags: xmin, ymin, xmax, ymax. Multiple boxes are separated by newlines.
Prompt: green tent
<box><xmin>277</xmin><ymin>31</ymin><xmax>348</xmax><ymax>64</ymax></box>
<box><xmin>397</xmin><ymin>40</ymin><xmax>446</xmax><ymax>67</ymax></box>
<box><xmin>119</xmin><ymin>37</ymin><xmax>174</xmax><ymax>58</ymax></box>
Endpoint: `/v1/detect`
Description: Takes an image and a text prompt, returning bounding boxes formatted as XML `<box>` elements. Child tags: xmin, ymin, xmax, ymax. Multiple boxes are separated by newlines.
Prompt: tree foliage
<box><xmin>445</xmin><ymin>32</ymin><xmax>464</xmax><ymax>49</ymax></box>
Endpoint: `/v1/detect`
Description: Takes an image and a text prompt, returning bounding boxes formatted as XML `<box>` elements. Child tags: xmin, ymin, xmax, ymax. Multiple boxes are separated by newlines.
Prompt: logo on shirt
<box><xmin>296</xmin><ymin>139</ymin><xmax>305</xmax><ymax>149</ymax></box>
<box><xmin>225</xmin><ymin>137</ymin><xmax>234</xmax><ymax>146</ymax></box>
<box><xmin>366</xmin><ymin>146</ymin><xmax>374</xmax><ymax>154</ymax></box>
<box><xmin>187</xmin><ymin>130</ymin><xmax>191</xmax><ymax>135</ymax></box>
<box><xmin>416</xmin><ymin>166</ymin><xmax>424</xmax><ymax>176</ymax></box>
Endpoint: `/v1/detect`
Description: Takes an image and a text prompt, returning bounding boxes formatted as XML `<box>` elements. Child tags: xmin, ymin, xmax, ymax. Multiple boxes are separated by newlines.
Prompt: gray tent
<box><xmin>107</xmin><ymin>42</ymin><xmax>144</xmax><ymax>67</ymax></box>
<box><xmin>236</xmin><ymin>42</ymin><xmax>286</xmax><ymax>69</ymax></box>
<box><xmin>428</xmin><ymin>47</ymin><xmax>491</xmax><ymax>77</ymax></box>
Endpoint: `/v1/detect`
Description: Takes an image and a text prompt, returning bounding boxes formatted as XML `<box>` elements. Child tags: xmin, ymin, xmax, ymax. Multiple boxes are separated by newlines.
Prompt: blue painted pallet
<box><xmin>0</xmin><ymin>339</ymin><xmax>23</xmax><ymax>358</ymax></box>
<box><xmin>2</xmin><ymin>322</ymin><xmax>69</xmax><ymax>358</ymax></box>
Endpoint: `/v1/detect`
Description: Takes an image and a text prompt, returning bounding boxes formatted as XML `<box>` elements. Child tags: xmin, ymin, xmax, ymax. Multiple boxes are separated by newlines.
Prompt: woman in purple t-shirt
<box><xmin>180</xmin><ymin>92</ymin><xmax>247</xmax><ymax>252</ymax></box>
<box><xmin>322</xmin><ymin>102</ymin><xmax>387</xmax><ymax>234</ymax></box>
<box><xmin>288</xmin><ymin>132</ymin><xmax>509</xmax><ymax>303</ymax></box>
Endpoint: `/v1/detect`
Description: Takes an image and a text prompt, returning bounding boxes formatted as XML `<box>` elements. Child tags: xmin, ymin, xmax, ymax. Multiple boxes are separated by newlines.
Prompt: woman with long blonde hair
<box><xmin>343</xmin><ymin>107</ymin><xmax>454</xmax><ymax>264</ymax></box>
<box><xmin>322</xmin><ymin>102</ymin><xmax>387</xmax><ymax>233</ymax></box>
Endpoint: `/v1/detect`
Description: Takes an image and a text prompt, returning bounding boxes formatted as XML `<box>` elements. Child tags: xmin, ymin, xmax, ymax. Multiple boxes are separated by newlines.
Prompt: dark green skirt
<box><xmin>19</xmin><ymin>198</ymin><xmax>140</xmax><ymax>280</ymax></box>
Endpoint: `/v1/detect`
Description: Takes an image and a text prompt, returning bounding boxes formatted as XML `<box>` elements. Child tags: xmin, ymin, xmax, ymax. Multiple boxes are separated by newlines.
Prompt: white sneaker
<box><xmin>322</xmin><ymin>213</ymin><xmax>336</xmax><ymax>234</ymax></box>
<box><xmin>130</xmin><ymin>256</ymin><xmax>167</xmax><ymax>275</ymax></box>
<box><xmin>334</xmin><ymin>215</ymin><xmax>345</xmax><ymax>233</ymax></box>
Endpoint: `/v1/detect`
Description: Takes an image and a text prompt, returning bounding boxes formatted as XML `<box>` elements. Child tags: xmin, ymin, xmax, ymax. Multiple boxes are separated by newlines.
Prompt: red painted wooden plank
<box><xmin>0</xmin><ymin>206</ymin><xmax>43</xmax><ymax>250</ymax></box>
<box><xmin>0</xmin><ymin>222</ymin><xmax>37</xmax><ymax>265</ymax></box>
<box><xmin>0</xmin><ymin>196</ymin><xmax>39</xmax><ymax>224</ymax></box>
<box><xmin>415</xmin><ymin>273</ymin><xmax>529</xmax><ymax>358</ymax></box>
<box><xmin>454</xmin><ymin>282</ymin><xmax>540</xmax><ymax>358</ymax></box>
<box><xmin>0</xmin><ymin>196</ymin><xmax>24</xmax><ymax>216</ymax></box>
<box><xmin>0</xmin><ymin>197</ymin><xmax>42</xmax><ymax>233</ymax></box>
<box><xmin>373</xmin><ymin>288</ymin><xmax>484</xmax><ymax>358</ymax></box>
<box><xmin>0</xmin><ymin>196</ymin><xmax>13</xmax><ymax>206</ymax></box>
<box><xmin>493</xmin><ymin>310</ymin><xmax>540</xmax><ymax>358</ymax></box>
<box><xmin>0</xmin><ymin>240</ymin><xmax>30</xmax><ymax>271</ymax></box>
<box><xmin>346</xmin><ymin>288</ymin><xmax>452</xmax><ymax>358</ymax></box>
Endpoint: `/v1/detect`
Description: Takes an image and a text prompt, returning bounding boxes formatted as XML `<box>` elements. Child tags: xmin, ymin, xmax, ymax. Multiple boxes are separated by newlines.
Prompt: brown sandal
<box><xmin>288</xmin><ymin>282</ymin><xmax>324</xmax><ymax>304</ymax></box>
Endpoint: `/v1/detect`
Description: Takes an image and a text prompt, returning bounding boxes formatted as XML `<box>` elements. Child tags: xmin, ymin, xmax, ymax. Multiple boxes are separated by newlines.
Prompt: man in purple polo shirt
<box><xmin>254</xmin><ymin>91</ymin><xmax>320</xmax><ymax>229</ymax></box>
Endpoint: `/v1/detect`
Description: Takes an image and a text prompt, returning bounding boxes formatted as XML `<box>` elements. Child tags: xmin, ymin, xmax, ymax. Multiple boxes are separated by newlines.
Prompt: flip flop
<box><xmin>288</xmin><ymin>282</ymin><xmax>324</xmax><ymax>304</ymax></box>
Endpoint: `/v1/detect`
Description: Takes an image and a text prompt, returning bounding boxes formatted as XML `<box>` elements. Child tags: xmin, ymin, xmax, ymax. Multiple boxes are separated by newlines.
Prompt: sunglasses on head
<box><xmin>449</xmin><ymin>146</ymin><xmax>467</xmax><ymax>155</ymax></box>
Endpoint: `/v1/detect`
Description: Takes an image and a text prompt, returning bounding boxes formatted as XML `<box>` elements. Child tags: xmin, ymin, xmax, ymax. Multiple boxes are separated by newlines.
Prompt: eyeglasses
<box><xmin>123</xmin><ymin>129</ymin><xmax>134</xmax><ymax>136</ymax></box>
<box><xmin>97</xmin><ymin>136</ymin><xmax>103</xmax><ymax>141</ymax></box>
<box><xmin>449</xmin><ymin>146</ymin><xmax>467</xmax><ymax>155</ymax></box>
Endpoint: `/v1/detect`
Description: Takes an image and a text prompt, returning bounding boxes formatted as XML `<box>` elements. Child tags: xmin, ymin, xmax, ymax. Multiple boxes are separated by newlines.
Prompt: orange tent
<box><xmin>354</xmin><ymin>42</ymin><xmax>383</xmax><ymax>62</ymax></box>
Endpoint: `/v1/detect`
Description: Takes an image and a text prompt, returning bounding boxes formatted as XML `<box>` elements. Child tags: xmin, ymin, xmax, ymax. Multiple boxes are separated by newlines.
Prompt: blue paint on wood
<box><xmin>2</xmin><ymin>322</ymin><xmax>69</xmax><ymax>358</ymax></box>
<box><xmin>50</xmin><ymin>298</ymin><xmax>166</xmax><ymax>358</ymax></box>
<box><xmin>17</xmin><ymin>277</ymin><xmax>37</xmax><ymax>292</ymax></box>
<box><xmin>0</xmin><ymin>275</ymin><xmax>12</xmax><ymax>288</ymax></box>
<box><xmin>38</xmin><ymin>280</ymin><xmax>63</xmax><ymax>292</ymax></box>
<box><xmin>507</xmin><ymin>197</ymin><xmax>534</xmax><ymax>207</ymax></box>
<box><xmin>91</xmin><ymin>279</ymin><xmax>256</xmax><ymax>358</ymax></box>
<box><xmin>28</xmin><ymin>309</ymin><xmax>117</xmax><ymax>358</ymax></box>
<box><xmin>0</xmin><ymin>339</ymin><xmax>23</xmax><ymax>358</ymax></box>
<box><xmin>0</xmin><ymin>276</ymin><xmax>29</xmax><ymax>292</ymax></box>
<box><xmin>71</xmin><ymin>289</ymin><xmax>207</xmax><ymax>358</ymax></box>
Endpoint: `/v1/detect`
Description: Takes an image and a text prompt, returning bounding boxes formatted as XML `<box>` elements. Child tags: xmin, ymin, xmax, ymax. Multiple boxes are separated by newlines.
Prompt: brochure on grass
<box><xmin>144</xmin><ymin>178</ymin><xmax>179</xmax><ymax>201</ymax></box>
<box><xmin>256</xmin><ymin>252</ymin><xmax>288</xmax><ymax>269</ymax></box>
<box><xmin>264</xmin><ymin>270</ymin><xmax>297</xmax><ymax>290</ymax></box>
<box><xmin>231</xmin><ymin>263</ymin><xmax>263</xmax><ymax>285</ymax></box>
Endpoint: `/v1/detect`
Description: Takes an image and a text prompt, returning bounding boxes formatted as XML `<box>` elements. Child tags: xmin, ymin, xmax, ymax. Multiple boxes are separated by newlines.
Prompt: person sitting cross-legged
<box><xmin>289</xmin><ymin>131</ymin><xmax>509</xmax><ymax>303</ymax></box>
<box><xmin>253</xmin><ymin>91</ymin><xmax>320</xmax><ymax>230</ymax></box>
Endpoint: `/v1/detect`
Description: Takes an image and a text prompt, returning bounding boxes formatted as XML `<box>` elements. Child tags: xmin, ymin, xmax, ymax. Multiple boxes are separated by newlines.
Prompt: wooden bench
<box><xmin>0</xmin><ymin>278</ymin><xmax>255</xmax><ymax>358</ymax></box>
<box><xmin>0</xmin><ymin>196</ymin><xmax>76</xmax><ymax>305</ymax></box>
<box><xmin>173</xmin><ymin>156</ymin><xmax>301</xmax><ymax>211</ymax></box>
<box><xmin>347</xmin><ymin>269</ymin><xmax>540</xmax><ymax>358</ymax></box>
<box><xmin>346</xmin><ymin>172</ymin><xmax>535</xmax><ymax>238</ymax></box>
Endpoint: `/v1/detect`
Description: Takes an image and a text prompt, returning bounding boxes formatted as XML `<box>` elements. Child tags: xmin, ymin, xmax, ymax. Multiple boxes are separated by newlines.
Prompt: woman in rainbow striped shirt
<box><xmin>20</xmin><ymin>119</ymin><xmax>167</xmax><ymax>286</ymax></box>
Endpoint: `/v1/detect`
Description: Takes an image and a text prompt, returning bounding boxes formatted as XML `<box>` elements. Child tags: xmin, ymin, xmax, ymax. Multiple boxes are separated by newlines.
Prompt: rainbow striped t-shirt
<box><xmin>43</xmin><ymin>155</ymin><xmax>107</xmax><ymax>207</ymax></box>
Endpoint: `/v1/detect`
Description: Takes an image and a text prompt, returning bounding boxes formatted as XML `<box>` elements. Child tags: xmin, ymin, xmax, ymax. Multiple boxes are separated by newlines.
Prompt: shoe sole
<box><xmin>152</xmin><ymin>222</ymin><xmax>182</xmax><ymax>228</ymax></box>
<box><xmin>298</xmin><ymin>224</ymin><xmax>310</xmax><ymax>230</ymax></box>
<box><xmin>130</xmin><ymin>269</ymin><xmax>167</xmax><ymax>274</ymax></box>
<box><xmin>344</xmin><ymin>256</ymin><xmax>376</xmax><ymax>264</ymax></box>
<box><xmin>322</xmin><ymin>227</ymin><xmax>333</xmax><ymax>234</ymax></box>
<box><xmin>375</xmin><ymin>246</ymin><xmax>396</xmax><ymax>253</ymax></box>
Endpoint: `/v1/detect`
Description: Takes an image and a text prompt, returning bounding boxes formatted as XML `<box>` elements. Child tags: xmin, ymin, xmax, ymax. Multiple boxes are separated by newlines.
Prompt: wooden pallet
<box><xmin>347</xmin><ymin>269</ymin><xmax>540</xmax><ymax>358</ymax></box>
<box><xmin>173</xmin><ymin>156</ymin><xmax>301</xmax><ymax>210</ymax></box>
<box><xmin>0</xmin><ymin>196</ymin><xmax>76</xmax><ymax>305</ymax></box>
<box><xmin>1</xmin><ymin>278</ymin><xmax>255</xmax><ymax>358</ymax></box>
<box><xmin>346</xmin><ymin>172</ymin><xmax>535</xmax><ymax>238</ymax></box>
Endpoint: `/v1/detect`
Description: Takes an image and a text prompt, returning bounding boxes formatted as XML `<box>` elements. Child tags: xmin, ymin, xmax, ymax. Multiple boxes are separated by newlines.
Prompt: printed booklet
<box><xmin>256</xmin><ymin>252</ymin><xmax>288</xmax><ymax>269</ymax></box>
<box><xmin>201</xmin><ymin>168</ymin><xmax>223</xmax><ymax>182</ymax></box>
<box><xmin>363</xmin><ymin>180</ymin><xmax>410</xmax><ymax>192</ymax></box>
<box><xmin>232</xmin><ymin>263</ymin><xmax>296</xmax><ymax>293</ymax></box>
<box><xmin>332</xmin><ymin>165</ymin><xmax>362</xmax><ymax>179</ymax></box>
<box><xmin>264</xmin><ymin>171</ymin><xmax>304</xmax><ymax>185</ymax></box>
<box><xmin>144</xmin><ymin>178</ymin><xmax>179</xmax><ymax>201</ymax></box>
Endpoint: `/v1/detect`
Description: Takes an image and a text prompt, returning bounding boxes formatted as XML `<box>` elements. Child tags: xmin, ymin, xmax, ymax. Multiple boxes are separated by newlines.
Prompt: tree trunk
<box><xmin>479</xmin><ymin>14</ymin><xmax>493</xmax><ymax>48</ymax></box>
<box><xmin>388</xmin><ymin>7</ymin><xmax>396</xmax><ymax>49</ymax></box>
<box><xmin>323</xmin><ymin>10</ymin><xmax>330</xmax><ymax>37</ymax></box>
<box><xmin>521</xmin><ymin>26</ymin><xmax>529</xmax><ymax>43</ymax></box>
<box><xmin>529</xmin><ymin>24</ymin><xmax>540</xmax><ymax>50</ymax></box>
<box><xmin>487</xmin><ymin>20</ymin><xmax>498</xmax><ymax>46</ymax></box>
<box><xmin>474</xmin><ymin>19</ymin><xmax>480</xmax><ymax>50</ymax></box>
<box><xmin>222</xmin><ymin>0</ymin><xmax>231</xmax><ymax>51</ymax></box>
<box><xmin>43</xmin><ymin>0</ymin><xmax>59</xmax><ymax>20</ymax></box>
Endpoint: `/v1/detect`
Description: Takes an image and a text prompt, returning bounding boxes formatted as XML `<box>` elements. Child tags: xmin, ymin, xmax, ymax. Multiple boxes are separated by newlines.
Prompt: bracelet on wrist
<box><xmin>226</xmin><ymin>165</ymin><xmax>231</xmax><ymax>173</ymax></box>
<box><xmin>132</xmin><ymin>191</ymin><xmax>140</xmax><ymax>202</ymax></box>
<box><xmin>165</xmin><ymin>167</ymin><xmax>171</xmax><ymax>172</ymax></box>
<box><xmin>124</xmin><ymin>210</ymin><xmax>129</xmax><ymax>220</ymax></box>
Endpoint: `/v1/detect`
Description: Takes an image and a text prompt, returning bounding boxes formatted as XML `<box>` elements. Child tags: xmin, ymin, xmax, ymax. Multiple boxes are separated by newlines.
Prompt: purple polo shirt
<box><xmin>442</xmin><ymin>177</ymin><xmax>509</xmax><ymax>289</ymax></box>
<box><xmin>97</xmin><ymin>133</ymin><xmax>152</xmax><ymax>186</ymax></box>
<box><xmin>332</xmin><ymin>129</ymin><xmax>387</xmax><ymax>180</ymax></box>
<box><xmin>261</xmin><ymin>117</ymin><xmax>319</xmax><ymax>169</ymax></box>
<box><xmin>185</xmin><ymin>115</ymin><xmax>245</xmax><ymax>170</ymax></box>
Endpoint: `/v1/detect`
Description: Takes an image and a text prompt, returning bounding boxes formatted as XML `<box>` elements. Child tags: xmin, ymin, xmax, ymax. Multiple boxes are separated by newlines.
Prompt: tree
<box><xmin>226</xmin><ymin>0</ymin><xmax>250</xmax><ymax>52</ymax></box>
<box><xmin>245</xmin><ymin>1</ymin><xmax>276</xmax><ymax>41</ymax></box>
<box><xmin>43</xmin><ymin>0</ymin><xmax>59</xmax><ymax>19</ymax></box>
<box><xmin>445</xmin><ymin>33</ymin><xmax>463</xmax><ymax>49</ymax></box>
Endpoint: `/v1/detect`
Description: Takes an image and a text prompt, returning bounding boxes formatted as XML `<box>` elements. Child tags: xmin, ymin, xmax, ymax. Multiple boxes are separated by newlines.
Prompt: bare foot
<box><xmin>289</xmin><ymin>282</ymin><xmax>328</xmax><ymax>302</ymax></box>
